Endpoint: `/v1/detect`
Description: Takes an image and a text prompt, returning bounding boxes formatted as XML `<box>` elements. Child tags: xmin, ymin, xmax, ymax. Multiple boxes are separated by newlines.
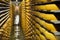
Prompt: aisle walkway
<box><xmin>10</xmin><ymin>1</ymin><xmax>25</xmax><ymax>40</ymax></box>
<box><xmin>10</xmin><ymin>15</ymin><xmax>25</xmax><ymax>40</ymax></box>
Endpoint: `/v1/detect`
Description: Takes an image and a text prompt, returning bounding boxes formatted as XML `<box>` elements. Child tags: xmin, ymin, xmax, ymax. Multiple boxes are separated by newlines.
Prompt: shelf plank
<box><xmin>0</xmin><ymin>9</ymin><xmax>9</xmax><ymax>14</ymax></box>
<box><xmin>33</xmin><ymin>10</ymin><xmax>60</xmax><ymax>14</ymax></box>
<box><xmin>51</xmin><ymin>20</ymin><xmax>60</xmax><ymax>24</ymax></box>
<box><xmin>32</xmin><ymin>10</ymin><xmax>60</xmax><ymax>20</ymax></box>
<box><xmin>54</xmin><ymin>32</ymin><xmax>60</xmax><ymax>36</ymax></box>
<box><xmin>0</xmin><ymin>16</ymin><xmax>9</xmax><ymax>28</ymax></box>
<box><xmin>51</xmin><ymin>10</ymin><xmax>60</xmax><ymax>13</ymax></box>
<box><xmin>32</xmin><ymin>1</ymin><xmax>60</xmax><ymax>6</ymax></box>
<box><xmin>0</xmin><ymin>1</ymin><xmax>9</xmax><ymax>5</ymax></box>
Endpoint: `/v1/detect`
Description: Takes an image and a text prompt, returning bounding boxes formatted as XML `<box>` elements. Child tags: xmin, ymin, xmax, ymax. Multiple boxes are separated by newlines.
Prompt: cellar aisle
<box><xmin>10</xmin><ymin>15</ymin><xmax>25</xmax><ymax>40</ymax></box>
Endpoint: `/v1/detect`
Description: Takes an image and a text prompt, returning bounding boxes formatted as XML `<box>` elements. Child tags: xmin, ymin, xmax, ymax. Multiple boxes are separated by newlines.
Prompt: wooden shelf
<box><xmin>32</xmin><ymin>10</ymin><xmax>60</xmax><ymax>20</ymax></box>
<box><xmin>29</xmin><ymin>13</ymin><xmax>60</xmax><ymax>32</ymax></box>
<box><xmin>54</xmin><ymin>32</ymin><xmax>60</xmax><ymax>36</ymax></box>
<box><xmin>0</xmin><ymin>9</ymin><xmax>9</xmax><ymax>14</ymax></box>
<box><xmin>33</xmin><ymin>10</ymin><xmax>60</xmax><ymax>14</ymax></box>
<box><xmin>51</xmin><ymin>10</ymin><xmax>60</xmax><ymax>13</ymax></box>
<box><xmin>0</xmin><ymin>16</ymin><xmax>9</xmax><ymax>28</ymax></box>
<box><xmin>32</xmin><ymin>1</ymin><xmax>60</xmax><ymax>6</ymax></box>
<box><xmin>51</xmin><ymin>20</ymin><xmax>60</xmax><ymax>24</ymax></box>
<box><xmin>0</xmin><ymin>1</ymin><xmax>9</xmax><ymax>5</ymax></box>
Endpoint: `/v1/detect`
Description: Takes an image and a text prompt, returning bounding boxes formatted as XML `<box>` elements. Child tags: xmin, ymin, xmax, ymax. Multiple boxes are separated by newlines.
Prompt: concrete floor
<box><xmin>10</xmin><ymin>25</ymin><xmax>25</xmax><ymax>40</ymax></box>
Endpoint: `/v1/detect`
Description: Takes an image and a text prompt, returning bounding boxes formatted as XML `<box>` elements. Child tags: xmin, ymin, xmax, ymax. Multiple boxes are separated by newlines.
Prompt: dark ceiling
<box><xmin>11</xmin><ymin>0</ymin><xmax>22</xmax><ymax>2</ymax></box>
